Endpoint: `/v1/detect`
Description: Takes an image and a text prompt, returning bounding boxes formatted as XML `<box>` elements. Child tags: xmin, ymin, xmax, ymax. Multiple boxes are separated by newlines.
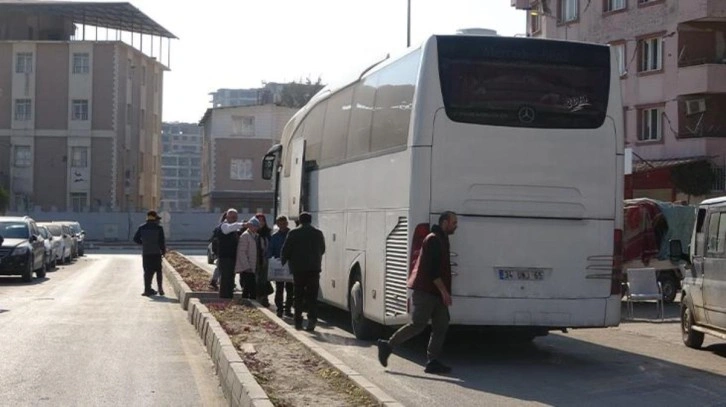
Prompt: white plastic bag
<box><xmin>268</xmin><ymin>257</ymin><xmax>293</xmax><ymax>282</ymax></box>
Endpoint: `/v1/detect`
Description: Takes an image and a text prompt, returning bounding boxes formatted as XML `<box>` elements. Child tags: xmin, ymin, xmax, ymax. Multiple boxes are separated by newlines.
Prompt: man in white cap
<box><xmin>235</xmin><ymin>216</ymin><xmax>260</xmax><ymax>299</ymax></box>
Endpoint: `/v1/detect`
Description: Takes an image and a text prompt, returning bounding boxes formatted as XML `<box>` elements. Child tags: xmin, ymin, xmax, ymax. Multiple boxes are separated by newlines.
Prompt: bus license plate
<box><xmin>498</xmin><ymin>268</ymin><xmax>546</xmax><ymax>281</ymax></box>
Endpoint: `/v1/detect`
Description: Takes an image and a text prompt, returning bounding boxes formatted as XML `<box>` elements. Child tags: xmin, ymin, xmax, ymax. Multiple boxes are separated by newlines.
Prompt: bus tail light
<box><xmin>611</xmin><ymin>229</ymin><xmax>623</xmax><ymax>296</ymax></box>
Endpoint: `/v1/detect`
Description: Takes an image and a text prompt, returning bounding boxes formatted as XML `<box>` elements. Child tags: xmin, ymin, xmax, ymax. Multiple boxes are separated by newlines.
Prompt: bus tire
<box><xmin>349</xmin><ymin>272</ymin><xmax>378</xmax><ymax>341</ymax></box>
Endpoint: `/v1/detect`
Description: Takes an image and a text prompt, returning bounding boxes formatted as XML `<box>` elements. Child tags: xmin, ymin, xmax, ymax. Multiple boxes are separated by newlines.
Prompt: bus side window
<box><xmin>694</xmin><ymin>208</ymin><xmax>707</xmax><ymax>256</ymax></box>
<box><xmin>321</xmin><ymin>85</ymin><xmax>354</xmax><ymax>166</ymax></box>
<box><xmin>347</xmin><ymin>74</ymin><xmax>378</xmax><ymax>160</ymax></box>
<box><xmin>302</xmin><ymin>101</ymin><xmax>326</xmax><ymax>166</ymax></box>
<box><xmin>370</xmin><ymin>50</ymin><xmax>420</xmax><ymax>152</ymax></box>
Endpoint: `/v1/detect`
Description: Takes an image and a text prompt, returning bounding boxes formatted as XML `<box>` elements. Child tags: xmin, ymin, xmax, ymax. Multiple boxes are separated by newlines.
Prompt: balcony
<box><xmin>678</xmin><ymin>63</ymin><xmax>726</xmax><ymax>95</ymax></box>
<box><xmin>679</xmin><ymin>0</ymin><xmax>726</xmax><ymax>23</ymax></box>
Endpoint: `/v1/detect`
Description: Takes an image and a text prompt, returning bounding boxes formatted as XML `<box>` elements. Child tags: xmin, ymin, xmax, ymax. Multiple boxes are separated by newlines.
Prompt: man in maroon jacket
<box><xmin>377</xmin><ymin>211</ymin><xmax>458</xmax><ymax>374</ymax></box>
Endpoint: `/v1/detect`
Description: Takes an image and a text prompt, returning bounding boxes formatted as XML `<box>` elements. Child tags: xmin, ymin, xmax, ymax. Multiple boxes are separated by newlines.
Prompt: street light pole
<box><xmin>407</xmin><ymin>0</ymin><xmax>411</xmax><ymax>47</ymax></box>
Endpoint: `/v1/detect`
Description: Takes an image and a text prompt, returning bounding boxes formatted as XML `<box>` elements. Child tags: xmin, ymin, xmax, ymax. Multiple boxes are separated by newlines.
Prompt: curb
<box><xmin>253</xmin><ymin>300</ymin><xmax>404</xmax><ymax>407</ymax></box>
<box><xmin>188</xmin><ymin>299</ymin><xmax>274</xmax><ymax>407</ymax></box>
<box><xmin>162</xmin><ymin>258</ymin><xmax>241</xmax><ymax>310</ymax></box>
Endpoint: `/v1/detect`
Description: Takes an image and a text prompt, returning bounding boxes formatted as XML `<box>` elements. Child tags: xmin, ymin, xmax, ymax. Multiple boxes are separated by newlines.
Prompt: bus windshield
<box><xmin>437</xmin><ymin>36</ymin><xmax>611</xmax><ymax>129</ymax></box>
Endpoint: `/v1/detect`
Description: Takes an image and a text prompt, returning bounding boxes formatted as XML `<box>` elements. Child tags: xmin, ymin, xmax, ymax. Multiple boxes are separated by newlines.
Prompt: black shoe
<box><xmin>424</xmin><ymin>360</ymin><xmax>452</xmax><ymax>374</ymax></box>
<box><xmin>305</xmin><ymin>320</ymin><xmax>317</xmax><ymax>332</ymax></box>
<box><xmin>209</xmin><ymin>282</ymin><xmax>218</xmax><ymax>290</ymax></box>
<box><xmin>142</xmin><ymin>289</ymin><xmax>157</xmax><ymax>297</ymax></box>
<box><xmin>284</xmin><ymin>309</ymin><xmax>294</xmax><ymax>318</ymax></box>
<box><xmin>294</xmin><ymin>318</ymin><xmax>303</xmax><ymax>330</ymax></box>
<box><xmin>276</xmin><ymin>309</ymin><xmax>283</xmax><ymax>318</ymax></box>
<box><xmin>377</xmin><ymin>340</ymin><xmax>392</xmax><ymax>367</ymax></box>
<box><xmin>158</xmin><ymin>289</ymin><xmax>165</xmax><ymax>296</ymax></box>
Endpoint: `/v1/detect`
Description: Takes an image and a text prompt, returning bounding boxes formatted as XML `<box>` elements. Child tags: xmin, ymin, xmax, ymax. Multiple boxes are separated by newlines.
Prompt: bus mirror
<box><xmin>262</xmin><ymin>155</ymin><xmax>275</xmax><ymax>180</ymax></box>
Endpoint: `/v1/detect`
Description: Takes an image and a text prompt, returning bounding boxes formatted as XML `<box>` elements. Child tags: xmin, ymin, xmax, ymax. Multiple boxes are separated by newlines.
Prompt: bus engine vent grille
<box><xmin>385</xmin><ymin>217</ymin><xmax>409</xmax><ymax>317</ymax></box>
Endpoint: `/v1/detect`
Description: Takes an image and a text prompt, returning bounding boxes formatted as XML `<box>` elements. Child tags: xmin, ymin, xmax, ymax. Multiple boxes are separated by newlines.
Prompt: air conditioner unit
<box><xmin>686</xmin><ymin>98</ymin><xmax>706</xmax><ymax>115</ymax></box>
<box><xmin>511</xmin><ymin>0</ymin><xmax>531</xmax><ymax>9</ymax></box>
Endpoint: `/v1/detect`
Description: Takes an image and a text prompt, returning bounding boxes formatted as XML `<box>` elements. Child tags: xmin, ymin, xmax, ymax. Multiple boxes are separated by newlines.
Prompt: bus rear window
<box><xmin>438</xmin><ymin>36</ymin><xmax>611</xmax><ymax>129</ymax></box>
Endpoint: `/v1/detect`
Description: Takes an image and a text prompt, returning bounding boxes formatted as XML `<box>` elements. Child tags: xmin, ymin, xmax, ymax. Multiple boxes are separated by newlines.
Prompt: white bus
<box><xmin>262</xmin><ymin>33</ymin><xmax>624</xmax><ymax>340</ymax></box>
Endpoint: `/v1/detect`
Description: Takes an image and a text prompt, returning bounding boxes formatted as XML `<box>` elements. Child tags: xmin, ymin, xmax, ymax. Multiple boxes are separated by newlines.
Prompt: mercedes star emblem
<box><xmin>518</xmin><ymin>106</ymin><xmax>536</xmax><ymax>124</ymax></box>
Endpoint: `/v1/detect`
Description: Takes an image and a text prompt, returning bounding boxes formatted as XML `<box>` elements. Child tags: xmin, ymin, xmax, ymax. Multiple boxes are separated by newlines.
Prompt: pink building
<box><xmin>513</xmin><ymin>0</ymin><xmax>726</xmax><ymax>201</ymax></box>
<box><xmin>0</xmin><ymin>1</ymin><xmax>175</xmax><ymax>212</ymax></box>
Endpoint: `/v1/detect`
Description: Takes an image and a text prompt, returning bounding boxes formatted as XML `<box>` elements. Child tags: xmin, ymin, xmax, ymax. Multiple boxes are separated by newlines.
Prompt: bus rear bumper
<box><xmin>446</xmin><ymin>295</ymin><xmax>622</xmax><ymax>329</ymax></box>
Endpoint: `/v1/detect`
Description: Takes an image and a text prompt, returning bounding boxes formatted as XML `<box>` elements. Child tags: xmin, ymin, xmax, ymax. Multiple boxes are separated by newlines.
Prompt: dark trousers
<box><xmin>142</xmin><ymin>254</ymin><xmax>162</xmax><ymax>292</ymax></box>
<box><xmin>218</xmin><ymin>257</ymin><xmax>236</xmax><ymax>299</ymax></box>
<box><xmin>275</xmin><ymin>282</ymin><xmax>294</xmax><ymax>311</ymax></box>
<box><xmin>240</xmin><ymin>272</ymin><xmax>257</xmax><ymax>299</ymax></box>
<box><xmin>293</xmin><ymin>271</ymin><xmax>320</xmax><ymax>323</ymax></box>
<box><xmin>388</xmin><ymin>290</ymin><xmax>450</xmax><ymax>361</ymax></box>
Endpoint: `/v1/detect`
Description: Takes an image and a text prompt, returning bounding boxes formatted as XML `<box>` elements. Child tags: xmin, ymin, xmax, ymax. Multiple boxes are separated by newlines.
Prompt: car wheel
<box><xmin>21</xmin><ymin>258</ymin><xmax>33</xmax><ymax>282</ymax></box>
<box><xmin>681</xmin><ymin>299</ymin><xmax>704</xmax><ymax>349</ymax></box>
<box><xmin>660</xmin><ymin>275</ymin><xmax>678</xmax><ymax>304</ymax></box>
<box><xmin>349</xmin><ymin>271</ymin><xmax>379</xmax><ymax>340</ymax></box>
<box><xmin>36</xmin><ymin>258</ymin><xmax>47</xmax><ymax>279</ymax></box>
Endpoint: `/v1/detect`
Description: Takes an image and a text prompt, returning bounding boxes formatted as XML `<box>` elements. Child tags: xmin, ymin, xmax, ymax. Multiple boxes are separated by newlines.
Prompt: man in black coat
<box><xmin>133</xmin><ymin>210</ymin><xmax>167</xmax><ymax>296</ymax></box>
<box><xmin>281</xmin><ymin>212</ymin><xmax>325</xmax><ymax>331</ymax></box>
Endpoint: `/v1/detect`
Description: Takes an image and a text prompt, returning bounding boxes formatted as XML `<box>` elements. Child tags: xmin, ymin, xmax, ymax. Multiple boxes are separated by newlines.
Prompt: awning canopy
<box><xmin>632</xmin><ymin>156</ymin><xmax>712</xmax><ymax>173</ymax></box>
<box><xmin>0</xmin><ymin>1</ymin><xmax>176</xmax><ymax>38</ymax></box>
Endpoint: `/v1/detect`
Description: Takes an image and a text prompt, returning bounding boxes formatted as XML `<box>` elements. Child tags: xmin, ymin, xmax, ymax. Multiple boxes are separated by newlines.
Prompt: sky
<box><xmin>88</xmin><ymin>0</ymin><xmax>526</xmax><ymax>123</ymax></box>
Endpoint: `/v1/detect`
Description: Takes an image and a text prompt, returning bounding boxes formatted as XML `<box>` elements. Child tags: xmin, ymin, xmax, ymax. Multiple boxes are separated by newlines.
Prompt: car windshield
<box><xmin>0</xmin><ymin>222</ymin><xmax>30</xmax><ymax>239</ymax></box>
<box><xmin>70</xmin><ymin>224</ymin><xmax>81</xmax><ymax>234</ymax></box>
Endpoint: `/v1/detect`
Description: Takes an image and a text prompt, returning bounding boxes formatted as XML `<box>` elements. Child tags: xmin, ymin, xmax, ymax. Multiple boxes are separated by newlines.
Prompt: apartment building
<box><xmin>208</xmin><ymin>83</ymin><xmax>285</xmax><ymax>108</ymax></box>
<box><xmin>0</xmin><ymin>1</ymin><xmax>174</xmax><ymax>212</ymax></box>
<box><xmin>513</xmin><ymin>0</ymin><xmax>726</xmax><ymax>200</ymax></box>
<box><xmin>161</xmin><ymin>122</ymin><xmax>202</xmax><ymax>211</ymax></box>
<box><xmin>199</xmin><ymin>104</ymin><xmax>297</xmax><ymax>212</ymax></box>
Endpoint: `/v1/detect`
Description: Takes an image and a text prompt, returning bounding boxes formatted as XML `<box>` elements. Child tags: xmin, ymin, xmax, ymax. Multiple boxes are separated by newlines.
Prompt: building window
<box><xmin>639</xmin><ymin>107</ymin><xmax>662</xmax><ymax>141</ymax></box>
<box><xmin>13</xmin><ymin>146</ymin><xmax>31</xmax><ymax>167</ymax></box>
<box><xmin>559</xmin><ymin>0</ymin><xmax>578</xmax><ymax>22</ymax></box>
<box><xmin>638</xmin><ymin>0</ymin><xmax>661</xmax><ymax>4</ymax></box>
<box><xmin>16</xmin><ymin>52</ymin><xmax>33</xmax><ymax>73</ymax></box>
<box><xmin>71</xmin><ymin>100</ymin><xmax>89</xmax><ymax>121</ymax></box>
<box><xmin>612</xmin><ymin>43</ymin><xmax>626</xmax><ymax>76</ymax></box>
<box><xmin>230</xmin><ymin>159</ymin><xmax>253</xmax><ymax>180</ymax></box>
<box><xmin>639</xmin><ymin>36</ymin><xmax>663</xmax><ymax>72</ymax></box>
<box><xmin>70</xmin><ymin>193</ymin><xmax>87</xmax><ymax>212</ymax></box>
<box><xmin>71</xmin><ymin>147</ymin><xmax>88</xmax><ymax>168</ymax></box>
<box><xmin>232</xmin><ymin>116</ymin><xmax>255</xmax><ymax>137</ymax></box>
<box><xmin>72</xmin><ymin>53</ymin><xmax>90</xmax><ymax>74</ymax></box>
<box><xmin>14</xmin><ymin>99</ymin><xmax>31</xmax><ymax>121</ymax></box>
<box><xmin>605</xmin><ymin>0</ymin><xmax>626</xmax><ymax>12</ymax></box>
<box><xmin>529</xmin><ymin>13</ymin><xmax>541</xmax><ymax>34</ymax></box>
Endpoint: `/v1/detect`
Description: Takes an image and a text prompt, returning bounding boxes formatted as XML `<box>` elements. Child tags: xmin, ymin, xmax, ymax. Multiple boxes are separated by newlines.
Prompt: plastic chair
<box><xmin>625</xmin><ymin>267</ymin><xmax>664</xmax><ymax>320</ymax></box>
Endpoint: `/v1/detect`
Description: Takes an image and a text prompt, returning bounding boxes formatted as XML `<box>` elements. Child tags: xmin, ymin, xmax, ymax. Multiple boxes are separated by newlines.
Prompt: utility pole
<box><xmin>407</xmin><ymin>0</ymin><xmax>411</xmax><ymax>47</ymax></box>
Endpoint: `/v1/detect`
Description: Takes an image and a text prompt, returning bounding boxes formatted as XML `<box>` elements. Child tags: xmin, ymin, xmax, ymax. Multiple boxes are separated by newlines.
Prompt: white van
<box><xmin>671</xmin><ymin>196</ymin><xmax>726</xmax><ymax>348</ymax></box>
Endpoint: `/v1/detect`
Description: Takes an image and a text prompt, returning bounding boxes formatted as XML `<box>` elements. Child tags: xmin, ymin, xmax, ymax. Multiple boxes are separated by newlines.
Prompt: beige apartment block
<box><xmin>0</xmin><ymin>1</ymin><xmax>175</xmax><ymax>212</ymax></box>
<box><xmin>513</xmin><ymin>0</ymin><xmax>726</xmax><ymax>198</ymax></box>
<box><xmin>199</xmin><ymin>104</ymin><xmax>297</xmax><ymax>213</ymax></box>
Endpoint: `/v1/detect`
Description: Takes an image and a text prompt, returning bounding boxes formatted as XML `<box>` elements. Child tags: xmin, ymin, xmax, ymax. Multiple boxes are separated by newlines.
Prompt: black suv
<box><xmin>0</xmin><ymin>216</ymin><xmax>47</xmax><ymax>282</ymax></box>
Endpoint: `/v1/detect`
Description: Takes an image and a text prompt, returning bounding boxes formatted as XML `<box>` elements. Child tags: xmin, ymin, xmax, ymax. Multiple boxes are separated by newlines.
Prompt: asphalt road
<box><xmin>183</xmin><ymin>251</ymin><xmax>726</xmax><ymax>407</ymax></box>
<box><xmin>0</xmin><ymin>252</ymin><xmax>226</xmax><ymax>407</ymax></box>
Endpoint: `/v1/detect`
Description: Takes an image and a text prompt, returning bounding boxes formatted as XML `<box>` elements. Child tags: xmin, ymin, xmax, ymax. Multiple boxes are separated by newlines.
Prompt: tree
<box><xmin>191</xmin><ymin>190</ymin><xmax>203</xmax><ymax>209</ymax></box>
<box><xmin>670</xmin><ymin>160</ymin><xmax>715</xmax><ymax>198</ymax></box>
<box><xmin>279</xmin><ymin>77</ymin><xmax>325</xmax><ymax>108</ymax></box>
<box><xmin>0</xmin><ymin>187</ymin><xmax>8</xmax><ymax>215</ymax></box>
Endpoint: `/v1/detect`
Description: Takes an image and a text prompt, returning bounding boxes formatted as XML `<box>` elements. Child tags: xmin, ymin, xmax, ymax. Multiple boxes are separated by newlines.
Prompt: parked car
<box><xmin>0</xmin><ymin>216</ymin><xmax>47</xmax><ymax>281</ymax></box>
<box><xmin>671</xmin><ymin>196</ymin><xmax>726</xmax><ymax>349</ymax></box>
<box><xmin>59</xmin><ymin>223</ymin><xmax>78</xmax><ymax>259</ymax></box>
<box><xmin>37</xmin><ymin>225</ymin><xmax>57</xmax><ymax>270</ymax></box>
<box><xmin>40</xmin><ymin>223</ymin><xmax>72</xmax><ymax>264</ymax></box>
<box><xmin>57</xmin><ymin>221</ymin><xmax>85</xmax><ymax>256</ymax></box>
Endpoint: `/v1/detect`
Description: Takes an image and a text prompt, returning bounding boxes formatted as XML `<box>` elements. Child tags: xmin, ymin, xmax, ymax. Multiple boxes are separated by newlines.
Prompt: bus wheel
<box><xmin>349</xmin><ymin>273</ymin><xmax>378</xmax><ymax>341</ymax></box>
